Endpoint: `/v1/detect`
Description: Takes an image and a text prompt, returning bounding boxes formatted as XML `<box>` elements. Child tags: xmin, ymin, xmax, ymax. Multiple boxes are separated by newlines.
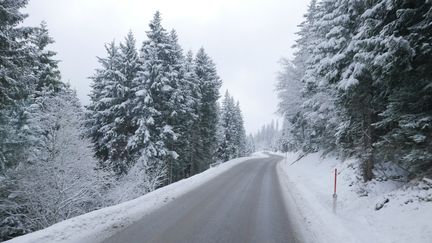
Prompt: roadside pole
<box><xmin>333</xmin><ymin>168</ymin><xmax>337</xmax><ymax>214</ymax></box>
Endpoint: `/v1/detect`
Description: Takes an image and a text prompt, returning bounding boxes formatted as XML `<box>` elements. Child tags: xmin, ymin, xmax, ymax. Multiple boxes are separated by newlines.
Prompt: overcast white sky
<box><xmin>24</xmin><ymin>0</ymin><xmax>308</xmax><ymax>134</ymax></box>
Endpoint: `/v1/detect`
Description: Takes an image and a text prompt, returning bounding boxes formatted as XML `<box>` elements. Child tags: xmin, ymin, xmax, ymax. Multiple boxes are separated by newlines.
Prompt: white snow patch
<box><xmin>275</xmin><ymin>151</ymin><xmax>432</xmax><ymax>243</ymax></box>
<box><xmin>161</xmin><ymin>84</ymin><xmax>172</xmax><ymax>92</ymax></box>
<box><xmin>6</xmin><ymin>153</ymin><xmax>269</xmax><ymax>243</ymax></box>
<box><xmin>134</xmin><ymin>90</ymin><xmax>146</xmax><ymax>97</ymax></box>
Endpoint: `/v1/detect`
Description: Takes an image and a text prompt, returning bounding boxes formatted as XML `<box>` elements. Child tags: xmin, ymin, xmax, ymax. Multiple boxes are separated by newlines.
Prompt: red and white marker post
<box><xmin>333</xmin><ymin>168</ymin><xmax>338</xmax><ymax>214</ymax></box>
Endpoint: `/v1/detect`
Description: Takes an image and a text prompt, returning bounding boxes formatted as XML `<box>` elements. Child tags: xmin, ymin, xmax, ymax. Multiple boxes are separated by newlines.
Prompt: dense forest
<box><xmin>252</xmin><ymin>120</ymin><xmax>280</xmax><ymax>151</ymax></box>
<box><xmin>0</xmin><ymin>1</ymin><xmax>248</xmax><ymax>240</ymax></box>
<box><xmin>276</xmin><ymin>0</ymin><xmax>432</xmax><ymax>181</ymax></box>
<box><xmin>2</xmin><ymin>0</ymin><xmax>432</xmax><ymax>241</ymax></box>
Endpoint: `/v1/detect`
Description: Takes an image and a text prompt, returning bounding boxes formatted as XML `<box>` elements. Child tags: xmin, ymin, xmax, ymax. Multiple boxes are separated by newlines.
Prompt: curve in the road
<box><xmin>104</xmin><ymin>155</ymin><xmax>301</xmax><ymax>243</ymax></box>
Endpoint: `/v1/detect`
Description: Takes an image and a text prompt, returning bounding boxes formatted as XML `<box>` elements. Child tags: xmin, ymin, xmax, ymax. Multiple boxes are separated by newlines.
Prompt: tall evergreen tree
<box><xmin>245</xmin><ymin>134</ymin><xmax>256</xmax><ymax>155</ymax></box>
<box><xmin>217</xmin><ymin>91</ymin><xmax>236</xmax><ymax>161</ymax></box>
<box><xmin>164</xmin><ymin>29</ymin><xmax>191</xmax><ymax>183</ymax></box>
<box><xmin>169</xmin><ymin>47</ymin><xmax>202</xmax><ymax>181</ymax></box>
<box><xmin>194</xmin><ymin>48</ymin><xmax>222</xmax><ymax>172</ymax></box>
<box><xmin>234</xmin><ymin>101</ymin><xmax>247</xmax><ymax>157</ymax></box>
<box><xmin>371</xmin><ymin>0</ymin><xmax>432</xmax><ymax>177</ymax></box>
<box><xmin>180</xmin><ymin>50</ymin><xmax>202</xmax><ymax>178</ymax></box>
<box><xmin>25</xmin><ymin>21</ymin><xmax>65</xmax><ymax>166</ymax></box>
<box><xmin>0</xmin><ymin>0</ymin><xmax>34</xmax><ymax>109</ymax></box>
<box><xmin>86</xmin><ymin>41</ymin><xmax>125</xmax><ymax>173</ymax></box>
<box><xmin>133</xmin><ymin>12</ymin><xmax>180</xmax><ymax>183</ymax></box>
<box><xmin>217</xmin><ymin>91</ymin><xmax>247</xmax><ymax>161</ymax></box>
<box><xmin>0</xmin><ymin>0</ymin><xmax>36</xmax><ymax>171</ymax></box>
<box><xmin>104</xmin><ymin>32</ymin><xmax>140</xmax><ymax>173</ymax></box>
<box><xmin>30</xmin><ymin>21</ymin><xmax>63</xmax><ymax>94</ymax></box>
<box><xmin>275</xmin><ymin>0</ymin><xmax>323</xmax><ymax>153</ymax></box>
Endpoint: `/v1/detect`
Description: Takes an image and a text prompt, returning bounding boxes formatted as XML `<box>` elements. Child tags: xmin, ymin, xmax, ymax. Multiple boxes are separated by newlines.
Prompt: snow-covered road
<box><xmin>104</xmin><ymin>154</ymin><xmax>301</xmax><ymax>243</ymax></box>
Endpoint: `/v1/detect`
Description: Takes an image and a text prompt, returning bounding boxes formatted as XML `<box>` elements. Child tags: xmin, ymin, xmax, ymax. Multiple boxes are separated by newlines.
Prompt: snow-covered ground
<box><xmin>276</xmin><ymin>151</ymin><xmax>432</xmax><ymax>243</ymax></box>
<box><xmin>6</xmin><ymin>152</ymin><xmax>268</xmax><ymax>243</ymax></box>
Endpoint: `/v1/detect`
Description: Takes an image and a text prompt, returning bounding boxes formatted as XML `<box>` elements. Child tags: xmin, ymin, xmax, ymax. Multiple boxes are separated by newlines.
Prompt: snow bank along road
<box><xmin>104</xmin><ymin>154</ymin><xmax>301</xmax><ymax>243</ymax></box>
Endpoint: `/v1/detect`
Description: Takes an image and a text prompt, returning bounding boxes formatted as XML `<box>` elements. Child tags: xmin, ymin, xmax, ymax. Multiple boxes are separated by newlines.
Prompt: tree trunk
<box><xmin>362</xmin><ymin>95</ymin><xmax>374</xmax><ymax>182</ymax></box>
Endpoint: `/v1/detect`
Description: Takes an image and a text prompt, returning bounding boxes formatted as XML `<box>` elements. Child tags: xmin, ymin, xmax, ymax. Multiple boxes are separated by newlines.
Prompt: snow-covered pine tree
<box><xmin>134</xmin><ymin>12</ymin><xmax>181</xmax><ymax>184</ymax></box>
<box><xmin>217</xmin><ymin>91</ymin><xmax>236</xmax><ymax>161</ymax></box>
<box><xmin>169</xmin><ymin>47</ymin><xmax>202</xmax><ymax>181</ymax></box>
<box><xmin>322</xmin><ymin>0</ymin><xmax>384</xmax><ymax>181</ymax></box>
<box><xmin>298</xmin><ymin>0</ymin><xmax>351</xmax><ymax>154</ymax></box>
<box><xmin>275</xmin><ymin>59</ymin><xmax>304</xmax><ymax>152</ymax></box>
<box><xmin>370</xmin><ymin>0</ymin><xmax>432</xmax><ymax>177</ymax></box>
<box><xmin>30</xmin><ymin>21</ymin><xmax>64</xmax><ymax>94</ymax></box>
<box><xmin>180</xmin><ymin>50</ymin><xmax>202</xmax><ymax>178</ymax></box>
<box><xmin>104</xmin><ymin>32</ymin><xmax>140</xmax><ymax>173</ymax></box>
<box><xmin>126</xmin><ymin>62</ymin><xmax>163</xmax><ymax>197</ymax></box>
<box><xmin>234</xmin><ymin>101</ymin><xmax>247</xmax><ymax>157</ymax></box>
<box><xmin>0</xmin><ymin>0</ymin><xmax>36</xmax><ymax>171</ymax></box>
<box><xmin>0</xmin><ymin>0</ymin><xmax>35</xmax><ymax>109</ymax></box>
<box><xmin>163</xmin><ymin>29</ymin><xmax>195</xmax><ymax>183</ymax></box>
<box><xmin>275</xmin><ymin>0</ymin><xmax>324</xmax><ymax>153</ymax></box>
<box><xmin>217</xmin><ymin>91</ymin><xmax>247</xmax><ymax>161</ymax></box>
<box><xmin>245</xmin><ymin>134</ymin><xmax>256</xmax><ymax>155</ymax></box>
<box><xmin>86</xmin><ymin>41</ymin><xmax>128</xmax><ymax>174</ymax></box>
<box><xmin>334</xmin><ymin>0</ymin><xmax>428</xmax><ymax>180</ymax></box>
<box><xmin>194</xmin><ymin>48</ymin><xmax>222</xmax><ymax>171</ymax></box>
<box><xmin>24</xmin><ymin>21</ymin><xmax>66</xmax><ymax>165</ymax></box>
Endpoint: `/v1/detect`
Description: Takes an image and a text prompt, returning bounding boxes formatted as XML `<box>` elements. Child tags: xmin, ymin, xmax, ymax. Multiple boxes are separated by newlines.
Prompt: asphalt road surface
<box><xmin>104</xmin><ymin>155</ymin><xmax>301</xmax><ymax>243</ymax></box>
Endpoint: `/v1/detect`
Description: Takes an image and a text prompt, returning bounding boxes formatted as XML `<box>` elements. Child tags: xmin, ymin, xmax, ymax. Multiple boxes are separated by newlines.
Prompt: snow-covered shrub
<box><xmin>0</xmin><ymin>89</ymin><xmax>106</xmax><ymax>240</ymax></box>
<box><xmin>106</xmin><ymin>156</ymin><xmax>166</xmax><ymax>204</ymax></box>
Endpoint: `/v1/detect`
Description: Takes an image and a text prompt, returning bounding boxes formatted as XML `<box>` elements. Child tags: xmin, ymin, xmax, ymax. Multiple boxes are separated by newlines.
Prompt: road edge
<box><xmin>275</xmin><ymin>156</ymin><xmax>318</xmax><ymax>243</ymax></box>
<box><xmin>6</xmin><ymin>153</ymin><xmax>269</xmax><ymax>243</ymax></box>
